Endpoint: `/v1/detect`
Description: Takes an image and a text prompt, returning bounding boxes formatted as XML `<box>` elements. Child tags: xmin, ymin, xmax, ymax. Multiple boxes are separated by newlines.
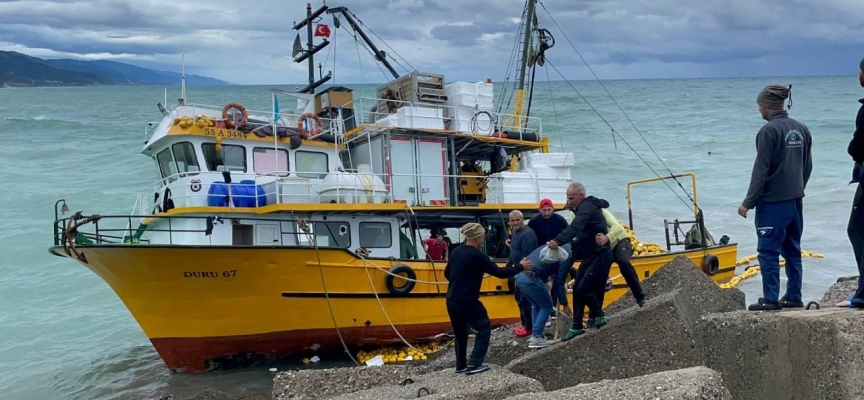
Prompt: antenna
<box><xmin>180</xmin><ymin>49</ymin><xmax>187</xmax><ymax>105</ymax></box>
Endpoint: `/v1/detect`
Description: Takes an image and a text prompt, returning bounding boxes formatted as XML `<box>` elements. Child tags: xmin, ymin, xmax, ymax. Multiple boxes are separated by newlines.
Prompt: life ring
<box><xmin>702</xmin><ymin>254</ymin><xmax>719</xmax><ymax>276</ymax></box>
<box><xmin>385</xmin><ymin>264</ymin><xmax>416</xmax><ymax>296</ymax></box>
<box><xmin>222</xmin><ymin>102</ymin><xmax>248</xmax><ymax>129</ymax></box>
<box><xmin>297</xmin><ymin>112</ymin><xmax>323</xmax><ymax>139</ymax></box>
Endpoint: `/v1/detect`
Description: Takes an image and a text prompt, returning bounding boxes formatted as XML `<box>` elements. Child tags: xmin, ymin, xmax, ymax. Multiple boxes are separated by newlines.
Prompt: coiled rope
<box><xmin>719</xmin><ymin>251</ymin><xmax>824</xmax><ymax>289</ymax></box>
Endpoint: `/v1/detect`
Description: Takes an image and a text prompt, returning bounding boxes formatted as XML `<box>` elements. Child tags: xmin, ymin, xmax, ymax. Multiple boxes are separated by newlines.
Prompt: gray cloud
<box><xmin>1</xmin><ymin>0</ymin><xmax>863</xmax><ymax>84</ymax></box>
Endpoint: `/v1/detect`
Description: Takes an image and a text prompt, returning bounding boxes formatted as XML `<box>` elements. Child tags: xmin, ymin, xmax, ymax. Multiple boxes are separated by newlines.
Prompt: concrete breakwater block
<box><xmin>272</xmin><ymin>365</ymin><xmax>416</xmax><ymax>400</ymax></box>
<box><xmin>695</xmin><ymin>308</ymin><xmax>864</xmax><ymax>400</ymax></box>
<box><xmin>505</xmin><ymin>366</ymin><xmax>732</xmax><ymax>400</ymax></box>
<box><xmin>327</xmin><ymin>365</ymin><xmax>544</xmax><ymax>400</ymax></box>
<box><xmin>821</xmin><ymin>276</ymin><xmax>859</xmax><ymax>306</ymax></box>
<box><xmin>506</xmin><ymin>289</ymin><xmax>703</xmax><ymax>390</ymax></box>
<box><xmin>605</xmin><ymin>255</ymin><xmax>746</xmax><ymax>317</ymax></box>
<box><xmin>506</xmin><ymin>256</ymin><xmax>745</xmax><ymax>391</ymax></box>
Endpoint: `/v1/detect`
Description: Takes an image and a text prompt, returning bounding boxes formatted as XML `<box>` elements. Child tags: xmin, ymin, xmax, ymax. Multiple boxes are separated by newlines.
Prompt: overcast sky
<box><xmin>2</xmin><ymin>0</ymin><xmax>864</xmax><ymax>85</ymax></box>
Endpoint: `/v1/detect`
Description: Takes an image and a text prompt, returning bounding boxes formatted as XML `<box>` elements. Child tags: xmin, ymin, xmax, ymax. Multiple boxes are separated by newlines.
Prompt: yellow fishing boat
<box><xmin>49</xmin><ymin>0</ymin><xmax>737</xmax><ymax>373</ymax></box>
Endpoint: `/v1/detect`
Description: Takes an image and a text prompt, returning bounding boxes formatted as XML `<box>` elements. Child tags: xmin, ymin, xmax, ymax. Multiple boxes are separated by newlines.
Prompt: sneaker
<box><xmin>851</xmin><ymin>297</ymin><xmax>864</xmax><ymax>309</ymax></box>
<box><xmin>528</xmin><ymin>336</ymin><xmax>551</xmax><ymax>349</ymax></box>
<box><xmin>748</xmin><ymin>298</ymin><xmax>781</xmax><ymax>311</ymax></box>
<box><xmin>561</xmin><ymin>328</ymin><xmax>585</xmax><ymax>341</ymax></box>
<box><xmin>585</xmin><ymin>319</ymin><xmax>595</xmax><ymax>330</ymax></box>
<box><xmin>465</xmin><ymin>363</ymin><xmax>490</xmax><ymax>375</ymax></box>
<box><xmin>779</xmin><ymin>297</ymin><xmax>804</xmax><ymax>308</ymax></box>
<box><xmin>455</xmin><ymin>368</ymin><xmax>467</xmax><ymax>374</ymax></box>
<box><xmin>594</xmin><ymin>316</ymin><xmax>609</xmax><ymax>329</ymax></box>
<box><xmin>545</xmin><ymin>320</ymin><xmax>552</xmax><ymax>327</ymax></box>
<box><xmin>513</xmin><ymin>325</ymin><xmax>531</xmax><ymax>338</ymax></box>
<box><xmin>637</xmin><ymin>297</ymin><xmax>649</xmax><ymax>308</ymax></box>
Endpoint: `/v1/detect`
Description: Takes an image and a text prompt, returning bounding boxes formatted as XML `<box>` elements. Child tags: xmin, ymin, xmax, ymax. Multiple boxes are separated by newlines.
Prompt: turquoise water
<box><xmin>0</xmin><ymin>76</ymin><xmax>861</xmax><ymax>399</ymax></box>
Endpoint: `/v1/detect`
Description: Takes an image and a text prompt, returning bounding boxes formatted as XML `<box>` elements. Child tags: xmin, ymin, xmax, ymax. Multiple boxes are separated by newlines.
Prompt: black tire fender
<box><xmin>386</xmin><ymin>264</ymin><xmax>417</xmax><ymax>296</ymax></box>
<box><xmin>702</xmin><ymin>254</ymin><xmax>719</xmax><ymax>276</ymax></box>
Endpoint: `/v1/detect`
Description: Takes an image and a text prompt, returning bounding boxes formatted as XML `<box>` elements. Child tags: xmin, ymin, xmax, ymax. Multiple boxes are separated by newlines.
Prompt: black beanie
<box><xmin>756</xmin><ymin>84</ymin><xmax>790</xmax><ymax>110</ymax></box>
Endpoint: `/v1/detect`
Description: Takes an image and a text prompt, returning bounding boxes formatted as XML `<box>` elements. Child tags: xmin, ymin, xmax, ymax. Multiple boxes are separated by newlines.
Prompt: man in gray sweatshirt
<box><xmin>506</xmin><ymin>210</ymin><xmax>539</xmax><ymax>336</ymax></box>
<box><xmin>738</xmin><ymin>84</ymin><xmax>813</xmax><ymax>311</ymax></box>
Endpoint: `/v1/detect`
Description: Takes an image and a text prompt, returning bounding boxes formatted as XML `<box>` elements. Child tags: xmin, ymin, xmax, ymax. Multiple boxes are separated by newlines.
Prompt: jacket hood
<box><xmin>585</xmin><ymin>196</ymin><xmax>609</xmax><ymax>209</ymax></box>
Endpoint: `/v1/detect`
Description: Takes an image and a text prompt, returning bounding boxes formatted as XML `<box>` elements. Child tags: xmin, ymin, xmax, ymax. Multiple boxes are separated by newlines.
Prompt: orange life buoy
<box><xmin>297</xmin><ymin>113</ymin><xmax>323</xmax><ymax>139</ymax></box>
<box><xmin>221</xmin><ymin>102</ymin><xmax>248</xmax><ymax>129</ymax></box>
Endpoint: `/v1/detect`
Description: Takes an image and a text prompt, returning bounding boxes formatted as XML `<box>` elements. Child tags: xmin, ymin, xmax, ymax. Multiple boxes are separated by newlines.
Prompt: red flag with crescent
<box><xmin>314</xmin><ymin>24</ymin><xmax>331</xmax><ymax>38</ymax></box>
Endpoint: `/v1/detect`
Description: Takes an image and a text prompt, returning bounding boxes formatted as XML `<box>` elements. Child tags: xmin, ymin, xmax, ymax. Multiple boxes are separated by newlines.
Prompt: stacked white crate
<box><xmin>444</xmin><ymin>82</ymin><xmax>495</xmax><ymax>134</ymax></box>
<box><xmin>486</xmin><ymin>152</ymin><xmax>575</xmax><ymax>204</ymax></box>
<box><xmin>373</xmin><ymin>107</ymin><xmax>444</xmax><ymax>130</ymax></box>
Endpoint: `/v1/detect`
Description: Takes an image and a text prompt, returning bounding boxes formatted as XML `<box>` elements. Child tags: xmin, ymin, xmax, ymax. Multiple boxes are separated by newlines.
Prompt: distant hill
<box><xmin>0</xmin><ymin>51</ymin><xmax>231</xmax><ymax>87</ymax></box>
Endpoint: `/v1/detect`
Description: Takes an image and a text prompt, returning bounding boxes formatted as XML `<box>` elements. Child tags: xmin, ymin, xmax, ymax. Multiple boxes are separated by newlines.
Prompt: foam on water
<box><xmin>0</xmin><ymin>77</ymin><xmax>860</xmax><ymax>399</ymax></box>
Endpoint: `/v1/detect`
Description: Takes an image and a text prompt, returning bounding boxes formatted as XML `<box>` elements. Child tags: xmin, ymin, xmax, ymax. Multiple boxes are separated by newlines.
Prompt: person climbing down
<box><xmin>547</xmin><ymin>182</ymin><xmax>613</xmax><ymax>341</ymax></box>
<box><xmin>515</xmin><ymin>242</ymin><xmax>575</xmax><ymax>349</ymax></box>
<box><xmin>445</xmin><ymin>223</ymin><xmax>529</xmax><ymax>375</ymax></box>
<box><xmin>594</xmin><ymin>207</ymin><xmax>648</xmax><ymax>308</ymax></box>
<box><xmin>505</xmin><ymin>210</ymin><xmax>539</xmax><ymax>338</ymax></box>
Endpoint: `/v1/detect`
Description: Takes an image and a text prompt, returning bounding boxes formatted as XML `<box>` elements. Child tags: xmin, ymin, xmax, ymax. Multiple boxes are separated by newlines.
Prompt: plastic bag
<box><xmin>539</xmin><ymin>245</ymin><xmax>569</xmax><ymax>264</ymax></box>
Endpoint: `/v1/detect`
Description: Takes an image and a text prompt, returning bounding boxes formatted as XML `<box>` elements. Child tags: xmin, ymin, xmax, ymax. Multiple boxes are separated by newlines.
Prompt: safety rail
<box><xmin>130</xmin><ymin>167</ymin><xmax>567</xmax><ymax>214</ymax></box>
<box><xmin>52</xmin><ymin>214</ymin><xmax>345</xmax><ymax>248</ymax></box>
<box><xmin>147</xmin><ymin>96</ymin><xmax>543</xmax><ymax>141</ymax></box>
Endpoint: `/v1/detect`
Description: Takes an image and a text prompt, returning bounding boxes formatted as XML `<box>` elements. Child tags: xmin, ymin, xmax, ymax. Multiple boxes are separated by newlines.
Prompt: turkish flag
<box><xmin>314</xmin><ymin>24</ymin><xmax>331</xmax><ymax>38</ymax></box>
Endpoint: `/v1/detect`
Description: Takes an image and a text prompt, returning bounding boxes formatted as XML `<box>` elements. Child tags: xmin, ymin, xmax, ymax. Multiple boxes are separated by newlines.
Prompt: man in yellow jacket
<box><xmin>595</xmin><ymin>208</ymin><xmax>648</xmax><ymax>308</ymax></box>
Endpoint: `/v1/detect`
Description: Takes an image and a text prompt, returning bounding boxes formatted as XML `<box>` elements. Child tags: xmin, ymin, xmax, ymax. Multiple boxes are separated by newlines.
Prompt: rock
<box><xmin>272</xmin><ymin>365</ymin><xmax>415</xmax><ymax>400</ymax></box>
<box><xmin>181</xmin><ymin>389</ymin><xmax>232</xmax><ymax>400</ymax></box>
<box><xmin>505</xmin><ymin>366</ymin><xmax>731</xmax><ymax>400</ymax></box>
<box><xmin>506</xmin><ymin>256</ymin><xmax>744</xmax><ymax>391</ymax></box>
<box><xmin>821</xmin><ymin>276</ymin><xmax>859</xmax><ymax>306</ymax></box>
<box><xmin>604</xmin><ymin>255</ymin><xmax>746</xmax><ymax>317</ymax></box>
<box><xmin>327</xmin><ymin>365</ymin><xmax>544</xmax><ymax>400</ymax></box>
<box><xmin>506</xmin><ymin>289</ymin><xmax>705</xmax><ymax>390</ymax></box>
<box><xmin>695</xmin><ymin>308</ymin><xmax>864</xmax><ymax>400</ymax></box>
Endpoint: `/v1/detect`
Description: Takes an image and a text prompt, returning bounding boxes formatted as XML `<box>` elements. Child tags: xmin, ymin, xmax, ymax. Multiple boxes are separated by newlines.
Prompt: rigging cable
<box><xmin>348</xmin><ymin>9</ymin><xmax>416</xmax><ymax>73</ymax></box>
<box><xmin>545</xmin><ymin>59</ymin><xmax>693</xmax><ymax>211</ymax></box>
<box><xmin>542</xmin><ymin>64</ymin><xmax>564</xmax><ymax>151</ymax></box>
<box><xmin>537</xmin><ymin>0</ymin><xmax>698</xmax><ymax>209</ymax></box>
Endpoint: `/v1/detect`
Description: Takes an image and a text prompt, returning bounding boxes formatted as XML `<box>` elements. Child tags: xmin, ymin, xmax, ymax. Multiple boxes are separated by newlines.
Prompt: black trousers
<box><xmin>514</xmin><ymin>285</ymin><xmax>533</xmax><ymax>328</ymax></box>
<box><xmin>572</xmin><ymin>246</ymin><xmax>613</xmax><ymax>329</ymax></box>
<box><xmin>446</xmin><ymin>298</ymin><xmax>492</xmax><ymax>370</ymax></box>
<box><xmin>594</xmin><ymin>239</ymin><xmax>645</xmax><ymax>307</ymax></box>
<box><xmin>850</xmin><ymin>184</ymin><xmax>864</xmax><ymax>300</ymax></box>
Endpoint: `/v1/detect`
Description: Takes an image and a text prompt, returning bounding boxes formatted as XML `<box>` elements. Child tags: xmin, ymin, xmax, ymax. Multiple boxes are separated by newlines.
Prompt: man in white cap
<box><xmin>738</xmin><ymin>84</ymin><xmax>813</xmax><ymax>311</ymax></box>
<box><xmin>445</xmin><ymin>222</ymin><xmax>529</xmax><ymax>375</ymax></box>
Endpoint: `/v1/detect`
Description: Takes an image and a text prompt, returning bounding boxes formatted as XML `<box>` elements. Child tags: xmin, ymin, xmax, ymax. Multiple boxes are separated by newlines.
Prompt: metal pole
<box><xmin>306</xmin><ymin>3</ymin><xmax>315</xmax><ymax>88</ymax></box>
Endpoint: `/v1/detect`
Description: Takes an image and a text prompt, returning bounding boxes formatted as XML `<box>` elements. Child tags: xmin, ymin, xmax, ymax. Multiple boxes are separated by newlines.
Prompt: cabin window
<box><xmin>359</xmin><ymin>222</ymin><xmax>392</xmax><ymax>248</ymax></box>
<box><xmin>297</xmin><ymin>221</ymin><xmax>350</xmax><ymax>248</ymax></box>
<box><xmin>253</xmin><ymin>147</ymin><xmax>289</xmax><ymax>176</ymax></box>
<box><xmin>295</xmin><ymin>151</ymin><xmax>328</xmax><ymax>179</ymax></box>
<box><xmin>172</xmin><ymin>142</ymin><xmax>200</xmax><ymax>175</ymax></box>
<box><xmin>156</xmin><ymin>148</ymin><xmax>178</xmax><ymax>181</ymax></box>
<box><xmin>202</xmin><ymin>143</ymin><xmax>247</xmax><ymax>172</ymax></box>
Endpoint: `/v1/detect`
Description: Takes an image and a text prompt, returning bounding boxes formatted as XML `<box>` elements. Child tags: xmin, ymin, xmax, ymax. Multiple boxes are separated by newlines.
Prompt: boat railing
<box><xmin>53</xmin><ymin>213</ymin><xmax>357</xmax><ymax>248</ymax></box>
<box><xmin>345</xmin><ymin>96</ymin><xmax>543</xmax><ymax>137</ymax></box>
<box><xmin>129</xmin><ymin>166</ymin><xmax>568</xmax><ymax>214</ymax></box>
<box><xmin>156</xmin><ymin>97</ymin><xmax>542</xmax><ymax>141</ymax></box>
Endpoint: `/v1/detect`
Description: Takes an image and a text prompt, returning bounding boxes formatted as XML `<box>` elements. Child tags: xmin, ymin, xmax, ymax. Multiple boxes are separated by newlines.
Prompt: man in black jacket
<box><xmin>738</xmin><ymin>84</ymin><xmax>813</xmax><ymax>311</ymax></box>
<box><xmin>846</xmin><ymin>58</ymin><xmax>864</xmax><ymax>308</ymax></box>
<box><xmin>546</xmin><ymin>182</ymin><xmax>612</xmax><ymax>341</ymax></box>
<box><xmin>445</xmin><ymin>222</ymin><xmax>528</xmax><ymax>375</ymax></box>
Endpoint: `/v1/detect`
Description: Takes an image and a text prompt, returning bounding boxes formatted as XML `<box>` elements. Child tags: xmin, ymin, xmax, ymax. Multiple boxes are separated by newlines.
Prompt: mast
<box><xmin>180</xmin><ymin>50</ymin><xmax>187</xmax><ymax>104</ymax></box>
<box><xmin>512</xmin><ymin>0</ymin><xmax>535</xmax><ymax>128</ymax></box>
<box><xmin>293</xmin><ymin>2</ymin><xmax>331</xmax><ymax>94</ymax></box>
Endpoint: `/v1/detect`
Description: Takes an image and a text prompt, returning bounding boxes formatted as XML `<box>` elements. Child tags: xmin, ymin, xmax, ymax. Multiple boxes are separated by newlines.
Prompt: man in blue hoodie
<box><xmin>845</xmin><ymin>58</ymin><xmax>864</xmax><ymax>308</ymax></box>
<box><xmin>738</xmin><ymin>84</ymin><xmax>813</xmax><ymax>311</ymax></box>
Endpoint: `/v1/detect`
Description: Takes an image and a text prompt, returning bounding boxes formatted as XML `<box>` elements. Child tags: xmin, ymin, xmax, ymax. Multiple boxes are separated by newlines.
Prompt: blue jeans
<box><xmin>515</xmin><ymin>273</ymin><xmax>553</xmax><ymax>338</ymax></box>
<box><xmin>755</xmin><ymin>198</ymin><xmax>804</xmax><ymax>303</ymax></box>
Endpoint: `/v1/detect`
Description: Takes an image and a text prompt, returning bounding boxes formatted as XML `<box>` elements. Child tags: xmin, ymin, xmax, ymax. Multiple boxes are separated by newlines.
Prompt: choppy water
<box><xmin>1</xmin><ymin>76</ymin><xmax>861</xmax><ymax>399</ymax></box>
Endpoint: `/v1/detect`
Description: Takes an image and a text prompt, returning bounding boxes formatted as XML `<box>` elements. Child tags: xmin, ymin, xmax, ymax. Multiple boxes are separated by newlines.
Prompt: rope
<box><xmin>348</xmin><ymin>10</ymin><xmax>415</xmax><ymax>73</ymax></box>
<box><xmin>544</xmin><ymin>59</ymin><xmax>694</xmax><ymax>212</ymax></box>
<box><xmin>543</xmin><ymin>64</ymin><xmax>564</xmax><ymax>152</ymax></box>
<box><xmin>537</xmin><ymin>0</ymin><xmax>698</xmax><ymax>210</ymax></box>
<box><xmin>718</xmin><ymin>251</ymin><xmax>824</xmax><ymax>289</ymax></box>
<box><xmin>304</xmin><ymin>220</ymin><xmax>361</xmax><ymax>366</ymax></box>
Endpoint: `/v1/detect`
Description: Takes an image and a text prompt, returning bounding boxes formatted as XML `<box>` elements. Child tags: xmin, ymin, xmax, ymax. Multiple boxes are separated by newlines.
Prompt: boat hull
<box><xmin>49</xmin><ymin>243</ymin><xmax>737</xmax><ymax>373</ymax></box>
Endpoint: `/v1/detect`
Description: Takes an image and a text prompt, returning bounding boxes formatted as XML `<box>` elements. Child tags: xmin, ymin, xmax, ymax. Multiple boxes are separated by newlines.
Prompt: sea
<box><xmin>0</xmin><ymin>75</ymin><xmax>861</xmax><ymax>399</ymax></box>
